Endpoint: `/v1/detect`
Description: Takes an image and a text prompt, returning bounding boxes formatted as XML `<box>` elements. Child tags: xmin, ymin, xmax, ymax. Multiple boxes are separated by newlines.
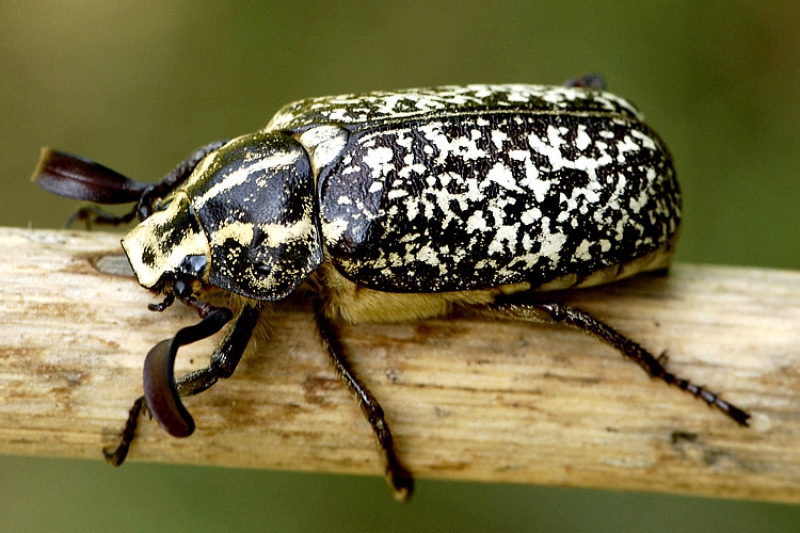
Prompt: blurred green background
<box><xmin>1</xmin><ymin>1</ymin><xmax>798</xmax><ymax>531</ymax></box>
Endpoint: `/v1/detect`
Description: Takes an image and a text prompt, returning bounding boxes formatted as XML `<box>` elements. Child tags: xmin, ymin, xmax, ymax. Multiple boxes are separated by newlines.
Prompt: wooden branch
<box><xmin>1</xmin><ymin>226</ymin><xmax>798</xmax><ymax>503</ymax></box>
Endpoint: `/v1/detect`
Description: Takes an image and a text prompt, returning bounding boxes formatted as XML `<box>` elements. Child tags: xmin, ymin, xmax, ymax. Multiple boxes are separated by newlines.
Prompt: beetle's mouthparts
<box><xmin>142</xmin><ymin>305</ymin><xmax>233</xmax><ymax>437</ymax></box>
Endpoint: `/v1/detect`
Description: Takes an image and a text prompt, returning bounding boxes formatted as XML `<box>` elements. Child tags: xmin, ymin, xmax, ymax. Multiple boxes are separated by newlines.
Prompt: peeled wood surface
<box><xmin>0</xmin><ymin>226</ymin><xmax>798</xmax><ymax>503</ymax></box>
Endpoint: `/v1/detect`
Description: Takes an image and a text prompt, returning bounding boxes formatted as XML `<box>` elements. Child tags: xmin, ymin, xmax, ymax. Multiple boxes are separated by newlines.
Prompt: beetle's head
<box><xmin>121</xmin><ymin>191</ymin><xmax>211</xmax><ymax>295</ymax></box>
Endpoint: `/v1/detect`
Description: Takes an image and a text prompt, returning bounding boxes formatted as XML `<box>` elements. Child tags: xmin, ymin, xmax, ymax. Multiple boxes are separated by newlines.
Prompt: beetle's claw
<box><xmin>721</xmin><ymin>400</ymin><xmax>752</xmax><ymax>427</ymax></box>
<box><xmin>102</xmin><ymin>442</ymin><xmax>129</xmax><ymax>466</ymax></box>
<box><xmin>387</xmin><ymin>465</ymin><xmax>415</xmax><ymax>503</ymax></box>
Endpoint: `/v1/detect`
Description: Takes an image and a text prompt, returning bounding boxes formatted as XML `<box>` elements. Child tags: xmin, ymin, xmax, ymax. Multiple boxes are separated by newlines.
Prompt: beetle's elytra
<box><xmin>33</xmin><ymin>77</ymin><xmax>749</xmax><ymax>501</ymax></box>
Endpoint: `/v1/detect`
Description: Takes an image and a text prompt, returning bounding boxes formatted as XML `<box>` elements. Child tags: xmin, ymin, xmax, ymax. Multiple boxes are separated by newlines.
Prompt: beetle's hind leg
<box><xmin>103</xmin><ymin>304</ymin><xmax>262</xmax><ymax>466</ymax></box>
<box><xmin>484</xmin><ymin>296</ymin><xmax>751</xmax><ymax>426</ymax></box>
<box><xmin>313</xmin><ymin>300</ymin><xmax>414</xmax><ymax>502</ymax></box>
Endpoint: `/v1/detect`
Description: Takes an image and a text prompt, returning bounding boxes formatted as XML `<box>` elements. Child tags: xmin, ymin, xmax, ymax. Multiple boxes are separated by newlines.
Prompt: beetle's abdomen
<box><xmin>319</xmin><ymin>112</ymin><xmax>680</xmax><ymax>293</ymax></box>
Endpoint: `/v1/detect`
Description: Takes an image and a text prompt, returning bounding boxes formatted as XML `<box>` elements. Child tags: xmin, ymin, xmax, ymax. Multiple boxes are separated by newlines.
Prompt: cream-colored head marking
<box><xmin>121</xmin><ymin>192</ymin><xmax>212</xmax><ymax>289</ymax></box>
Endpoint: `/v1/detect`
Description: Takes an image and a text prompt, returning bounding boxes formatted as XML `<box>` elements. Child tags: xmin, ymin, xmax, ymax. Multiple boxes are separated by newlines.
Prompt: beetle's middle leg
<box><xmin>313</xmin><ymin>300</ymin><xmax>414</xmax><ymax>502</ymax></box>
<box><xmin>483</xmin><ymin>295</ymin><xmax>751</xmax><ymax>426</ymax></box>
<box><xmin>104</xmin><ymin>303</ymin><xmax>262</xmax><ymax>466</ymax></box>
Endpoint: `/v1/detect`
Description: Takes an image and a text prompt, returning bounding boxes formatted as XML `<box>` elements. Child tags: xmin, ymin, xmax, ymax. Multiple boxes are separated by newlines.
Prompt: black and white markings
<box><xmin>124</xmin><ymin>131</ymin><xmax>324</xmax><ymax>300</ymax></box>
<box><xmin>124</xmin><ymin>83</ymin><xmax>680</xmax><ymax>300</ymax></box>
<box><xmin>314</xmin><ymin>106</ymin><xmax>679</xmax><ymax>293</ymax></box>
<box><xmin>117</xmin><ymin>83</ymin><xmax>681</xmax><ymax>300</ymax></box>
<box><xmin>267</xmin><ymin>84</ymin><xmax>644</xmax><ymax>131</ymax></box>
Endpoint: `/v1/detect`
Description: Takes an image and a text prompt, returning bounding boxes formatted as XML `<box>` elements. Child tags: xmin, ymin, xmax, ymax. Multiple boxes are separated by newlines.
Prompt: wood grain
<box><xmin>0</xmin><ymin>227</ymin><xmax>798</xmax><ymax>502</ymax></box>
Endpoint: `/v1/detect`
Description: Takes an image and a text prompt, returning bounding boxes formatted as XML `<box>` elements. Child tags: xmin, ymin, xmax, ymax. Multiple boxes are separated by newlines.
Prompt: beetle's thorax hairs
<box><xmin>313</xmin><ymin>234</ymin><xmax>677</xmax><ymax>326</ymax></box>
<box><xmin>313</xmin><ymin>258</ymin><xmax>524</xmax><ymax>324</ymax></box>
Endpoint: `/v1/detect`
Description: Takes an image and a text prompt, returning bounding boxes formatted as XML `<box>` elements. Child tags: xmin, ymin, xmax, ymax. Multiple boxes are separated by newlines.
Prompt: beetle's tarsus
<box><xmin>148</xmin><ymin>293</ymin><xmax>175</xmax><ymax>312</ymax></box>
<box><xmin>103</xmin><ymin>395</ymin><xmax>145</xmax><ymax>466</ymax></box>
<box><xmin>666</xmin><ymin>375</ymin><xmax>751</xmax><ymax>426</ymax></box>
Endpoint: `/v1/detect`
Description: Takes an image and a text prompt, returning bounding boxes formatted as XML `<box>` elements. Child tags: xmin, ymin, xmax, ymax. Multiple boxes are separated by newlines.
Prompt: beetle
<box><xmin>33</xmin><ymin>76</ymin><xmax>750</xmax><ymax>501</ymax></box>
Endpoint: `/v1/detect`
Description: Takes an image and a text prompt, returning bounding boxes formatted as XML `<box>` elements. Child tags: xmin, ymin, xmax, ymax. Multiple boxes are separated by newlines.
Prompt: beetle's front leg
<box><xmin>484</xmin><ymin>296</ymin><xmax>751</xmax><ymax>426</ymax></box>
<box><xmin>103</xmin><ymin>304</ymin><xmax>262</xmax><ymax>466</ymax></box>
<box><xmin>313</xmin><ymin>300</ymin><xmax>414</xmax><ymax>502</ymax></box>
<box><xmin>173</xmin><ymin>304</ymin><xmax>263</xmax><ymax>397</ymax></box>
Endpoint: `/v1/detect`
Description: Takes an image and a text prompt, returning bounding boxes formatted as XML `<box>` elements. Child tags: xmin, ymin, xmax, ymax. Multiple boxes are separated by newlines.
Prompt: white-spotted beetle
<box><xmin>33</xmin><ymin>76</ymin><xmax>750</xmax><ymax>501</ymax></box>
